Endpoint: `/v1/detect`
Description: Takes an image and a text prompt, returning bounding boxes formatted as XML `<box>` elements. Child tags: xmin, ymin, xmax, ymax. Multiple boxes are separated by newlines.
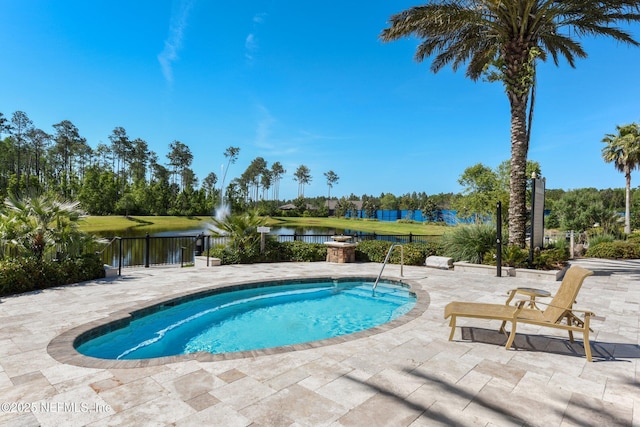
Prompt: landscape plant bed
<box><xmin>453</xmin><ymin>261</ymin><xmax>515</xmax><ymax>277</ymax></box>
<box><xmin>514</xmin><ymin>266</ymin><xmax>568</xmax><ymax>281</ymax></box>
<box><xmin>454</xmin><ymin>261</ymin><xmax>567</xmax><ymax>281</ymax></box>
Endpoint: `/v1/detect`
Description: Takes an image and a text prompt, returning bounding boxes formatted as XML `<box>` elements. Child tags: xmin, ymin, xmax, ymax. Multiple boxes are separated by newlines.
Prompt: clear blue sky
<box><xmin>2</xmin><ymin>1</ymin><xmax>639</xmax><ymax>201</ymax></box>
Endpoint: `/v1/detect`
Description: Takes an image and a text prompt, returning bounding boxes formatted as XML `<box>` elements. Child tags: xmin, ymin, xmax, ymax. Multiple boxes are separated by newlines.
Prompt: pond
<box><xmin>96</xmin><ymin>225</ymin><xmax>361</xmax><ymax>238</ymax></box>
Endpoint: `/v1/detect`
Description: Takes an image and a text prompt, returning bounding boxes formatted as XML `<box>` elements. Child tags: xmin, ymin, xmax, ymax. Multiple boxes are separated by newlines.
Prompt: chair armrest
<box><xmin>532</xmin><ymin>300</ymin><xmax>596</xmax><ymax>317</ymax></box>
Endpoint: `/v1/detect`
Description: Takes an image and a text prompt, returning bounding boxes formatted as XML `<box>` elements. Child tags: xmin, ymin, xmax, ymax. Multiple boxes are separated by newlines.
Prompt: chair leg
<box><xmin>584</xmin><ymin>328</ymin><xmax>592</xmax><ymax>362</ymax></box>
<box><xmin>499</xmin><ymin>320</ymin><xmax>507</xmax><ymax>334</ymax></box>
<box><xmin>505</xmin><ymin>321</ymin><xmax>517</xmax><ymax>350</ymax></box>
<box><xmin>448</xmin><ymin>316</ymin><xmax>456</xmax><ymax>341</ymax></box>
<box><xmin>565</xmin><ymin>314</ymin><xmax>575</xmax><ymax>342</ymax></box>
<box><xmin>583</xmin><ymin>314</ymin><xmax>593</xmax><ymax>362</ymax></box>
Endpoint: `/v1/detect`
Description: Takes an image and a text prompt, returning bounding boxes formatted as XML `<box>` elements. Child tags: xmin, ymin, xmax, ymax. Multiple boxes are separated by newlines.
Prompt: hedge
<box><xmin>0</xmin><ymin>254</ymin><xmax>105</xmax><ymax>297</ymax></box>
<box><xmin>586</xmin><ymin>241</ymin><xmax>640</xmax><ymax>259</ymax></box>
<box><xmin>209</xmin><ymin>239</ymin><xmax>442</xmax><ymax>266</ymax></box>
<box><xmin>355</xmin><ymin>240</ymin><xmax>442</xmax><ymax>266</ymax></box>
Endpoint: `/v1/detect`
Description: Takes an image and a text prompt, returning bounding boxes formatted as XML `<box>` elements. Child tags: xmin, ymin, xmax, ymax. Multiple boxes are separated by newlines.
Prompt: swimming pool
<box><xmin>74</xmin><ymin>277</ymin><xmax>417</xmax><ymax>361</ymax></box>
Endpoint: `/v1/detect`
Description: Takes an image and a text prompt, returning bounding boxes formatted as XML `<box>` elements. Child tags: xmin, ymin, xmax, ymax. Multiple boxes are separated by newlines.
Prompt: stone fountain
<box><xmin>324</xmin><ymin>235</ymin><xmax>357</xmax><ymax>263</ymax></box>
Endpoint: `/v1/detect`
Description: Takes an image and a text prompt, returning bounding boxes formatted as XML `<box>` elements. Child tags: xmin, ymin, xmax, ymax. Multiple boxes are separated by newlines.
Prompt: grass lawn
<box><xmin>266</xmin><ymin>216</ymin><xmax>448</xmax><ymax>236</ymax></box>
<box><xmin>79</xmin><ymin>216</ymin><xmax>210</xmax><ymax>234</ymax></box>
<box><xmin>80</xmin><ymin>215</ymin><xmax>450</xmax><ymax>236</ymax></box>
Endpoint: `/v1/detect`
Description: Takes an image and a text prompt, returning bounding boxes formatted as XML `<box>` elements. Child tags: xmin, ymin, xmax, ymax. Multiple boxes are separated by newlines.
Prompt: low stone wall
<box><xmin>453</xmin><ymin>261</ymin><xmax>565</xmax><ymax>281</ymax></box>
<box><xmin>425</xmin><ymin>256</ymin><xmax>453</xmax><ymax>270</ymax></box>
<box><xmin>104</xmin><ymin>265</ymin><xmax>118</xmax><ymax>278</ymax></box>
<box><xmin>453</xmin><ymin>261</ymin><xmax>515</xmax><ymax>277</ymax></box>
<box><xmin>514</xmin><ymin>267</ymin><xmax>567</xmax><ymax>281</ymax></box>
<box><xmin>194</xmin><ymin>256</ymin><xmax>221</xmax><ymax>267</ymax></box>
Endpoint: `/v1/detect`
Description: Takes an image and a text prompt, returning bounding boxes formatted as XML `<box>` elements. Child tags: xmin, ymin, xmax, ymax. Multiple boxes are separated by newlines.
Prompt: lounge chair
<box><xmin>444</xmin><ymin>265</ymin><xmax>596</xmax><ymax>361</ymax></box>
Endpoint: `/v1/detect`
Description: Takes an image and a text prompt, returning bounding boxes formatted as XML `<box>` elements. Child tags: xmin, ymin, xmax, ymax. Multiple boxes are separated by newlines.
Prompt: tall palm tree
<box><xmin>602</xmin><ymin>123</ymin><xmax>640</xmax><ymax>234</ymax></box>
<box><xmin>324</xmin><ymin>170</ymin><xmax>339</xmax><ymax>200</ymax></box>
<box><xmin>294</xmin><ymin>165</ymin><xmax>312</xmax><ymax>198</ymax></box>
<box><xmin>381</xmin><ymin>0</ymin><xmax>640</xmax><ymax>246</ymax></box>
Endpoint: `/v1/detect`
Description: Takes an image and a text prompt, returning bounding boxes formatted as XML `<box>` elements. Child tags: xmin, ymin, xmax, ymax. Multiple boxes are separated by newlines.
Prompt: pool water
<box><xmin>76</xmin><ymin>279</ymin><xmax>416</xmax><ymax>360</ymax></box>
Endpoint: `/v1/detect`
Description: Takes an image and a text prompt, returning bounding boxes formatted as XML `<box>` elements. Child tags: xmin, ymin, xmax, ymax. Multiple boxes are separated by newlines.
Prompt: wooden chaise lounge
<box><xmin>444</xmin><ymin>265</ymin><xmax>596</xmax><ymax>361</ymax></box>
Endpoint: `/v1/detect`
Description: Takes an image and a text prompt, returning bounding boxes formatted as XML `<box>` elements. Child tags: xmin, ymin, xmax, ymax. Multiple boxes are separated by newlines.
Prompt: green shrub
<box><xmin>532</xmin><ymin>247</ymin><xmax>569</xmax><ymax>270</ymax></box>
<box><xmin>355</xmin><ymin>240</ymin><xmax>392</xmax><ymax>262</ymax></box>
<box><xmin>441</xmin><ymin>224</ymin><xmax>497</xmax><ymax>264</ymax></box>
<box><xmin>626</xmin><ymin>232</ymin><xmax>640</xmax><ymax>243</ymax></box>
<box><xmin>586</xmin><ymin>241</ymin><xmax>640</xmax><ymax>259</ymax></box>
<box><xmin>0</xmin><ymin>253</ymin><xmax>105</xmax><ymax>297</ymax></box>
<box><xmin>588</xmin><ymin>233</ymin><xmax>615</xmax><ymax>247</ymax></box>
<box><xmin>282</xmin><ymin>241</ymin><xmax>327</xmax><ymax>262</ymax></box>
<box><xmin>483</xmin><ymin>245</ymin><xmax>529</xmax><ymax>268</ymax></box>
<box><xmin>207</xmin><ymin>240</ymin><xmax>325</xmax><ymax>264</ymax></box>
<box><xmin>355</xmin><ymin>240</ymin><xmax>442</xmax><ymax>266</ymax></box>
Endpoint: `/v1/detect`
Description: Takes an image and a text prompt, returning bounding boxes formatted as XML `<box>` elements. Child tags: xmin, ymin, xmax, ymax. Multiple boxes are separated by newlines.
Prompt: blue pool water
<box><xmin>76</xmin><ymin>279</ymin><xmax>416</xmax><ymax>360</ymax></box>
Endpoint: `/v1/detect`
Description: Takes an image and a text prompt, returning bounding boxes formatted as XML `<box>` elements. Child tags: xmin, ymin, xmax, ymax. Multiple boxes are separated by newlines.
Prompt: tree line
<box><xmin>1</xmin><ymin>109</ymin><xmax>636</xmax><ymax>235</ymax></box>
<box><xmin>0</xmin><ymin>110</ymin><xmax>343</xmax><ymax>216</ymax></box>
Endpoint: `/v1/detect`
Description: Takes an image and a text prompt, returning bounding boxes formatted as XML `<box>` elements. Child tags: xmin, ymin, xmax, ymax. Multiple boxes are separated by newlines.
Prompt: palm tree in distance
<box><xmin>324</xmin><ymin>170</ymin><xmax>339</xmax><ymax>200</ymax></box>
<box><xmin>294</xmin><ymin>165</ymin><xmax>312</xmax><ymax>198</ymax></box>
<box><xmin>602</xmin><ymin>123</ymin><xmax>640</xmax><ymax>234</ymax></box>
<box><xmin>381</xmin><ymin>0</ymin><xmax>640</xmax><ymax>246</ymax></box>
<box><xmin>220</xmin><ymin>146</ymin><xmax>240</xmax><ymax>203</ymax></box>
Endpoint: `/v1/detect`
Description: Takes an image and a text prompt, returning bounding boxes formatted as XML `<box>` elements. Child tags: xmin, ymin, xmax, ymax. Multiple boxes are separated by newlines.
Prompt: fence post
<box><xmin>118</xmin><ymin>237</ymin><xmax>123</xmax><ymax>276</ymax></box>
<box><xmin>206</xmin><ymin>235</ymin><xmax>210</xmax><ymax>267</ymax></box>
<box><xmin>496</xmin><ymin>201</ymin><xmax>502</xmax><ymax>277</ymax></box>
<box><xmin>409</xmin><ymin>232</ymin><xmax>413</xmax><ymax>243</ymax></box>
<box><xmin>145</xmin><ymin>233</ymin><xmax>150</xmax><ymax>268</ymax></box>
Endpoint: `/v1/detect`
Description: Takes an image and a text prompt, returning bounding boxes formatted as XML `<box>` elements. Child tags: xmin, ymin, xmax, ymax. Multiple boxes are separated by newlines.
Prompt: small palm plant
<box><xmin>1</xmin><ymin>192</ymin><xmax>87</xmax><ymax>260</ymax></box>
<box><xmin>441</xmin><ymin>224</ymin><xmax>497</xmax><ymax>264</ymax></box>
<box><xmin>208</xmin><ymin>209</ymin><xmax>266</xmax><ymax>255</ymax></box>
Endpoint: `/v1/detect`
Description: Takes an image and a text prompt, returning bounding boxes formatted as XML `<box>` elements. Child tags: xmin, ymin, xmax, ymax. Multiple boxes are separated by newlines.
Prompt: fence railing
<box><xmin>98</xmin><ymin>233</ymin><xmax>439</xmax><ymax>271</ymax></box>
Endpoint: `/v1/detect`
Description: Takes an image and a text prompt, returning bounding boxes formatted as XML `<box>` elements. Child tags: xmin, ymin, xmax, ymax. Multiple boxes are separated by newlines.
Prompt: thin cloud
<box><xmin>245</xmin><ymin>13</ymin><xmax>266</xmax><ymax>63</ymax></box>
<box><xmin>158</xmin><ymin>0</ymin><xmax>194</xmax><ymax>85</ymax></box>
<box><xmin>254</xmin><ymin>104</ymin><xmax>276</xmax><ymax>149</ymax></box>
<box><xmin>253</xmin><ymin>12</ymin><xmax>267</xmax><ymax>24</ymax></box>
<box><xmin>245</xmin><ymin>34</ymin><xmax>257</xmax><ymax>61</ymax></box>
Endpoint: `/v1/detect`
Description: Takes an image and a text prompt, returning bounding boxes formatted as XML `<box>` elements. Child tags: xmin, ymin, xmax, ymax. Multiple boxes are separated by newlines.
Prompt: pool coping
<box><xmin>47</xmin><ymin>274</ymin><xmax>430</xmax><ymax>369</ymax></box>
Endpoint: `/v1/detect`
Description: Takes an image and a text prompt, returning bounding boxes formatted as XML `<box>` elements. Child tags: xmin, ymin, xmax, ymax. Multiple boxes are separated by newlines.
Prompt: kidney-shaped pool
<box><xmin>71</xmin><ymin>277</ymin><xmax>419</xmax><ymax>362</ymax></box>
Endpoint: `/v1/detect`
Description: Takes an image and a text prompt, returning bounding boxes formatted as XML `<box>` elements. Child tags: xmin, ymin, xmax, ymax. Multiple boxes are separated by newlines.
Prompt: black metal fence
<box><xmin>99</xmin><ymin>233</ymin><xmax>438</xmax><ymax>272</ymax></box>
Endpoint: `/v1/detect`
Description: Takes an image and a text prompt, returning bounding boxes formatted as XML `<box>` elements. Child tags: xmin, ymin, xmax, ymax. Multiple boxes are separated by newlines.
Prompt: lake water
<box><xmin>99</xmin><ymin>225</ymin><xmax>357</xmax><ymax>238</ymax></box>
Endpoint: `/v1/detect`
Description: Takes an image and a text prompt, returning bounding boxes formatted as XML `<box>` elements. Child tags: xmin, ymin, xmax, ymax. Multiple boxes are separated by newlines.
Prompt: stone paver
<box><xmin>0</xmin><ymin>258</ymin><xmax>638</xmax><ymax>426</ymax></box>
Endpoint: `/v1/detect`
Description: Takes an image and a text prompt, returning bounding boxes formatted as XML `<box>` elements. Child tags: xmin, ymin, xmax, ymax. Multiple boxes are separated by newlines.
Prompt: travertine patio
<box><xmin>0</xmin><ymin>258</ymin><xmax>638</xmax><ymax>426</ymax></box>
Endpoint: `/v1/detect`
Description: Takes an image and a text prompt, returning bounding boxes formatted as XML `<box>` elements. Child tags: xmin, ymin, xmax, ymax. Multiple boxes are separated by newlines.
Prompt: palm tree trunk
<box><xmin>625</xmin><ymin>169</ymin><xmax>631</xmax><ymax>234</ymax></box>
<box><xmin>505</xmin><ymin>43</ymin><xmax>534</xmax><ymax>247</ymax></box>
<box><xmin>508</xmin><ymin>99</ymin><xmax>529</xmax><ymax>247</ymax></box>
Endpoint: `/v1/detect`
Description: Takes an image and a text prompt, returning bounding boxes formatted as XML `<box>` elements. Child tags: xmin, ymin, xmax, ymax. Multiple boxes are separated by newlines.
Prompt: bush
<box><xmin>626</xmin><ymin>232</ymin><xmax>640</xmax><ymax>243</ymax></box>
<box><xmin>355</xmin><ymin>240</ymin><xmax>391</xmax><ymax>263</ymax></box>
<box><xmin>282</xmin><ymin>241</ymin><xmax>327</xmax><ymax>262</ymax></box>
<box><xmin>355</xmin><ymin>240</ymin><xmax>442</xmax><ymax>266</ymax></box>
<box><xmin>586</xmin><ymin>241</ymin><xmax>640</xmax><ymax>259</ymax></box>
<box><xmin>483</xmin><ymin>245</ymin><xmax>529</xmax><ymax>268</ymax></box>
<box><xmin>441</xmin><ymin>224</ymin><xmax>497</xmax><ymax>264</ymax></box>
<box><xmin>532</xmin><ymin>247</ymin><xmax>569</xmax><ymax>270</ymax></box>
<box><xmin>482</xmin><ymin>243</ymin><xmax>569</xmax><ymax>270</ymax></box>
<box><xmin>0</xmin><ymin>253</ymin><xmax>105</xmax><ymax>297</ymax></box>
<box><xmin>207</xmin><ymin>238</ymin><xmax>442</xmax><ymax>266</ymax></box>
<box><xmin>588</xmin><ymin>233</ymin><xmax>615</xmax><ymax>247</ymax></box>
<box><xmin>208</xmin><ymin>240</ymin><xmax>326</xmax><ymax>264</ymax></box>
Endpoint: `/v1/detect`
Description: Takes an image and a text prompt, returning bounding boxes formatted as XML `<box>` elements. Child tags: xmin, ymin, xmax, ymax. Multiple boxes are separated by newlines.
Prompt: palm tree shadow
<box><xmin>572</xmin><ymin>259</ymin><xmax>640</xmax><ymax>280</ymax></box>
<box><xmin>343</xmin><ymin>328</ymin><xmax>639</xmax><ymax>425</ymax></box>
<box><xmin>459</xmin><ymin>327</ymin><xmax>640</xmax><ymax>361</ymax></box>
<box><xmin>343</xmin><ymin>370</ymin><xmax>528</xmax><ymax>426</ymax></box>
